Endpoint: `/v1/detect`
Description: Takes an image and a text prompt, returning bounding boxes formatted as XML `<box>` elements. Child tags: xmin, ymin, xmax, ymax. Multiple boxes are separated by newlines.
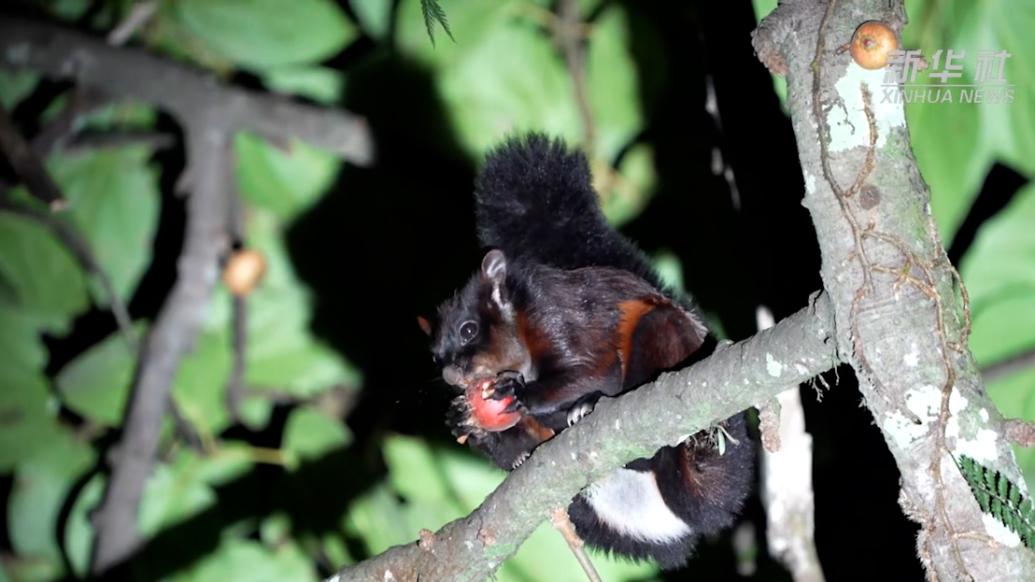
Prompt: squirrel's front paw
<box><xmin>490</xmin><ymin>370</ymin><xmax>524</xmax><ymax>399</ymax></box>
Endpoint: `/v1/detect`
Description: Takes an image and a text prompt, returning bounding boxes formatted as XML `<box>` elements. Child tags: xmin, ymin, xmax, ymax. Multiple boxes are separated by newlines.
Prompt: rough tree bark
<box><xmin>754</xmin><ymin>0</ymin><xmax>1035</xmax><ymax>580</ymax></box>
<box><xmin>331</xmin><ymin>296</ymin><xmax>837</xmax><ymax>581</ymax></box>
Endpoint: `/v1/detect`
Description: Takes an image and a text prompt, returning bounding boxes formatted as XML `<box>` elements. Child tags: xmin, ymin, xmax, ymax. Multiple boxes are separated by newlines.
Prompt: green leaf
<box><xmin>397</xmin><ymin>0</ymin><xmax>506</xmax><ymax>67</ymax></box>
<box><xmin>988</xmin><ymin>367</ymin><xmax>1035</xmax><ymax>488</ymax></box>
<box><xmin>56</xmin><ymin>327</ymin><xmax>140</xmax><ymax>426</ymax></box>
<box><xmin>962</xmin><ymin>183</ymin><xmax>1035</xmax><ymax>364</ymax></box>
<box><xmin>601</xmin><ymin>144</ymin><xmax>656</xmax><ymax>227</ymax></box>
<box><xmin>139</xmin><ymin>452</ymin><xmax>218</xmax><ymax>536</ymax></box>
<box><xmin>965</xmin><ymin>1</ymin><xmax>1035</xmax><ymax>177</ymax></box>
<box><xmin>435</xmin><ymin>13</ymin><xmax>581</xmax><ymax>155</ymax></box>
<box><xmin>282</xmin><ymin>407</ymin><xmax>351</xmax><ymax>463</ymax></box>
<box><xmin>239</xmin><ymin>213</ymin><xmax>361</xmax><ymax>395</ymax></box>
<box><xmin>342</xmin><ymin>483</ymin><xmax>415</xmax><ymax>554</ymax></box>
<box><xmin>138</xmin><ymin>446</ymin><xmax>254</xmax><ymax>542</ymax></box>
<box><xmin>261</xmin><ymin>66</ymin><xmax>345</xmax><ymax>105</ymax></box>
<box><xmin>0</xmin><ymin>70</ymin><xmax>40</xmax><ymax>110</ymax></box>
<box><xmin>957</xmin><ymin>454</ymin><xmax>1035</xmax><ymax>547</ymax></box>
<box><xmin>0</xmin><ymin>359</ymin><xmax>58</xmax><ymax>471</ymax></box>
<box><xmin>64</xmin><ymin>474</ymin><xmax>104</xmax><ymax>578</ymax></box>
<box><xmin>965</xmin><ymin>184</ymin><xmax>1035</xmax><ymax>490</ymax></box>
<box><xmin>173</xmin><ymin>0</ymin><xmax>357</xmax><ymax>70</ymax></box>
<box><xmin>48</xmin><ymin>147</ymin><xmax>160</xmax><ymax>304</ymax></box>
<box><xmin>906</xmin><ymin>87</ymin><xmax>991</xmax><ymax>242</ymax></box>
<box><xmin>0</xmin><ymin>212</ymin><xmax>89</xmax><ymax>333</ymax></box>
<box><xmin>420</xmin><ymin>0</ymin><xmax>454</xmax><ymax>45</ymax></box>
<box><xmin>351</xmin><ymin>0</ymin><xmax>392</xmax><ymax>39</ymax></box>
<box><xmin>502</xmin><ymin>522</ymin><xmax>658</xmax><ymax>581</ymax></box>
<box><xmin>8</xmin><ymin>425</ymin><xmax>94</xmax><ymax>568</ymax></box>
<box><xmin>0</xmin><ymin>305</ymin><xmax>48</xmax><ymax>374</ymax></box>
<box><xmin>173</xmin><ymin>330</ymin><xmax>233</xmax><ymax>437</ymax></box>
<box><xmin>586</xmin><ymin>5</ymin><xmax>642</xmax><ymax>161</ymax></box>
<box><xmin>234</xmin><ymin>133</ymin><xmax>341</xmax><ymax>220</ymax></box>
<box><xmin>165</xmin><ymin>539</ymin><xmax>316</xmax><ymax>582</ymax></box>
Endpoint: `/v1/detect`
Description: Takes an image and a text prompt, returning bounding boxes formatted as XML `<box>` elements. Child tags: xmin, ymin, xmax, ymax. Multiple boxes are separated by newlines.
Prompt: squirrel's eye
<box><xmin>458</xmin><ymin>320</ymin><xmax>479</xmax><ymax>344</ymax></box>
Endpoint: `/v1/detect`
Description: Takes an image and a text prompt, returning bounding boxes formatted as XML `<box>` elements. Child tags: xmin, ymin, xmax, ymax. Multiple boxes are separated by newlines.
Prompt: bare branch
<box><xmin>1003</xmin><ymin>419</ymin><xmax>1035</xmax><ymax>448</ymax></box>
<box><xmin>762</xmin><ymin>388</ymin><xmax>824</xmax><ymax>582</ymax></box>
<box><xmin>0</xmin><ymin>17</ymin><xmax>374</xmax><ymax>164</ymax></box>
<box><xmin>329</xmin><ymin>294</ymin><xmax>836</xmax><ymax>581</ymax></box>
<box><xmin>0</xmin><ymin>194</ymin><xmax>139</xmax><ymax>348</ymax></box>
<box><xmin>30</xmin><ymin>87</ymin><xmax>112</xmax><ymax>155</ymax></box>
<box><xmin>549</xmin><ymin>507</ymin><xmax>601</xmax><ymax>582</ymax></box>
<box><xmin>62</xmin><ymin>129</ymin><xmax>176</xmax><ymax>154</ymax></box>
<box><xmin>90</xmin><ymin>123</ymin><xmax>233</xmax><ymax>574</ymax></box>
<box><xmin>556</xmin><ymin>0</ymin><xmax>595</xmax><ymax>157</ymax></box>
<box><xmin>0</xmin><ymin>103</ymin><xmax>66</xmax><ymax>210</ymax></box>
<box><xmin>107</xmin><ymin>0</ymin><xmax>159</xmax><ymax>46</ymax></box>
<box><xmin>981</xmin><ymin>345</ymin><xmax>1035</xmax><ymax>384</ymax></box>
<box><xmin>226</xmin><ymin>295</ymin><xmax>248</xmax><ymax>421</ymax></box>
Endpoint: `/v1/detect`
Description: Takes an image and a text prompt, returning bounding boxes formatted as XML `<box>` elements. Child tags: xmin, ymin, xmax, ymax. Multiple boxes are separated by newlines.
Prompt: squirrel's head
<box><xmin>421</xmin><ymin>250</ymin><xmax>531</xmax><ymax>389</ymax></box>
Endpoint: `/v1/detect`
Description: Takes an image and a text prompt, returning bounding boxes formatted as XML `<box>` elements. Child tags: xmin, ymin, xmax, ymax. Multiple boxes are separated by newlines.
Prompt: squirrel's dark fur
<box><xmin>427</xmin><ymin>134</ymin><xmax>754</xmax><ymax>569</ymax></box>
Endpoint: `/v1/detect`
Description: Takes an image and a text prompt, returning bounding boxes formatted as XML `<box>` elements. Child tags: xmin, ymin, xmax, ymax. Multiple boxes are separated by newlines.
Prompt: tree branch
<box><xmin>90</xmin><ymin>122</ymin><xmax>233</xmax><ymax>574</ymax></box>
<box><xmin>981</xmin><ymin>344</ymin><xmax>1035</xmax><ymax>384</ymax></box>
<box><xmin>0</xmin><ymin>17</ymin><xmax>373</xmax><ymax>165</ymax></box>
<box><xmin>330</xmin><ymin>294</ymin><xmax>837</xmax><ymax>581</ymax></box>
<box><xmin>0</xmin><ymin>193</ymin><xmax>138</xmax><ymax>349</ymax></box>
<box><xmin>0</xmin><ymin>103</ymin><xmax>66</xmax><ymax>210</ymax></box>
<box><xmin>754</xmin><ymin>0</ymin><xmax>1035</xmax><ymax>579</ymax></box>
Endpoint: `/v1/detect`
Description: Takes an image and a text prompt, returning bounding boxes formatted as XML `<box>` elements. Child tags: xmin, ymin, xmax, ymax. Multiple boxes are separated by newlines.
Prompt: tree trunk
<box><xmin>754</xmin><ymin>1</ymin><xmax>1035</xmax><ymax>580</ymax></box>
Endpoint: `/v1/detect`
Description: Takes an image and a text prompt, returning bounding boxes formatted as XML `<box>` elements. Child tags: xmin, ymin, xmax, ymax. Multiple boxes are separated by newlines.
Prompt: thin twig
<box><xmin>63</xmin><ymin>130</ymin><xmax>176</xmax><ymax>154</ymax></box>
<box><xmin>556</xmin><ymin>0</ymin><xmax>595</xmax><ymax>158</ymax></box>
<box><xmin>1</xmin><ymin>17</ymin><xmax>374</xmax><ymax>165</ymax></box>
<box><xmin>90</xmin><ymin>123</ymin><xmax>233</xmax><ymax>575</ymax></box>
<box><xmin>107</xmin><ymin>0</ymin><xmax>159</xmax><ymax>46</ymax></box>
<box><xmin>226</xmin><ymin>295</ymin><xmax>247</xmax><ymax>422</ymax></box>
<box><xmin>0</xmin><ymin>103</ymin><xmax>67</xmax><ymax>210</ymax></box>
<box><xmin>549</xmin><ymin>507</ymin><xmax>601</xmax><ymax>582</ymax></box>
<box><xmin>0</xmin><ymin>182</ymin><xmax>138</xmax><ymax>350</ymax></box>
<box><xmin>30</xmin><ymin>87</ymin><xmax>111</xmax><ymax>155</ymax></box>
<box><xmin>224</xmin><ymin>167</ymin><xmax>247</xmax><ymax>422</ymax></box>
<box><xmin>1003</xmin><ymin>419</ymin><xmax>1035</xmax><ymax>448</ymax></box>
<box><xmin>981</xmin><ymin>345</ymin><xmax>1035</xmax><ymax>384</ymax></box>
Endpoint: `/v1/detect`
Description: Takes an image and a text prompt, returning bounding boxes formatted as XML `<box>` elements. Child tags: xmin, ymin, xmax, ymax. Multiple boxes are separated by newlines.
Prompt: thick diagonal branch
<box><xmin>330</xmin><ymin>294</ymin><xmax>836</xmax><ymax>582</ymax></box>
<box><xmin>0</xmin><ymin>17</ymin><xmax>373</xmax><ymax>164</ymax></box>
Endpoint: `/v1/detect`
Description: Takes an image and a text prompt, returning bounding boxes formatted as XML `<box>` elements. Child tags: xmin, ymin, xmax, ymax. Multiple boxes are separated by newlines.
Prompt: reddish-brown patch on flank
<box><xmin>518</xmin><ymin>416</ymin><xmax>556</xmax><ymax>444</ymax></box>
<box><xmin>615</xmin><ymin>298</ymin><xmax>657</xmax><ymax>380</ymax></box>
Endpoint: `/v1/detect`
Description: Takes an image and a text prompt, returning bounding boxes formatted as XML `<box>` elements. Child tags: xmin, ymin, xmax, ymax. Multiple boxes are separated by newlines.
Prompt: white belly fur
<box><xmin>584</xmin><ymin>468</ymin><xmax>691</xmax><ymax>544</ymax></box>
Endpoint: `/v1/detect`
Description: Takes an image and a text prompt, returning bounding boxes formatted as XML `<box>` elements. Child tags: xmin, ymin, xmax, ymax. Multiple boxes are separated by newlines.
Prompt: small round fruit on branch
<box><xmin>466</xmin><ymin>378</ymin><xmax>521</xmax><ymax>432</ymax></box>
<box><xmin>223</xmin><ymin>249</ymin><xmax>267</xmax><ymax>296</ymax></box>
<box><xmin>850</xmin><ymin>20</ymin><xmax>898</xmax><ymax>70</ymax></box>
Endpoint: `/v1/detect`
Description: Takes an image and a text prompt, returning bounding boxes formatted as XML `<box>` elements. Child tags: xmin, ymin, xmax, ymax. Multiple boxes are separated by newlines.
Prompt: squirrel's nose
<box><xmin>442</xmin><ymin>365</ymin><xmax>462</xmax><ymax>386</ymax></box>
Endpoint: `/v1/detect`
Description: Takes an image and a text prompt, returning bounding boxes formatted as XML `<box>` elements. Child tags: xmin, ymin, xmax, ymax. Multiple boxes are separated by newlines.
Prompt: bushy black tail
<box><xmin>474</xmin><ymin>134</ymin><xmax>665</xmax><ymax>291</ymax></box>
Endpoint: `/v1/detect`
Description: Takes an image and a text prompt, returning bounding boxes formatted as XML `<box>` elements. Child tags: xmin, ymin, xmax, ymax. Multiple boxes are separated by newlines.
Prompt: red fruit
<box><xmin>466</xmin><ymin>378</ymin><xmax>521</xmax><ymax>432</ymax></box>
<box><xmin>850</xmin><ymin>21</ymin><xmax>898</xmax><ymax>70</ymax></box>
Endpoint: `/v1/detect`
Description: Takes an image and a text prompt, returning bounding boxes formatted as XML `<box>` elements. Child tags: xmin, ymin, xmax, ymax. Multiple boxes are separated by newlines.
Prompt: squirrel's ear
<box><xmin>416</xmin><ymin>315</ymin><xmax>433</xmax><ymax>336</ymax></box>
<box><xmin>481</xmin><ymin>249</ymin><xmax>507</xmax><ymax>283</ymax></box>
